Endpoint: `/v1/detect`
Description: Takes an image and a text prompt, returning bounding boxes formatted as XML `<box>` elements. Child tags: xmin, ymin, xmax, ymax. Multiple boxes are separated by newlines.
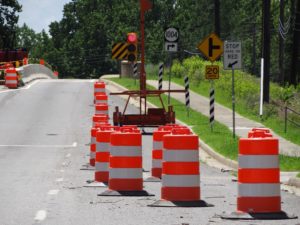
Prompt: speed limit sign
<box><xmin>205</xmin><ymin>65</ymin><xmax>219</xmax><ymax>79</ymax></box>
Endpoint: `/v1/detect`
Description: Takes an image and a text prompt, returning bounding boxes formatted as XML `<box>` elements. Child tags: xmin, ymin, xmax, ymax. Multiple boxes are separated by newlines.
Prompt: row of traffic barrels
<box><xmin>87</xmin><ymin>81</ymin><xmax>291</xmax><ymax>219</ymax></box>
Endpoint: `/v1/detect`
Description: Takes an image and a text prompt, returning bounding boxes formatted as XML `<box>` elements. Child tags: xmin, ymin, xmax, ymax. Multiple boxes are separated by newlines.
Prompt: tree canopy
<box><xmin>10</xmin><ymin>0</ymin><xmax>300</xmax><ymax>84</ymax></box>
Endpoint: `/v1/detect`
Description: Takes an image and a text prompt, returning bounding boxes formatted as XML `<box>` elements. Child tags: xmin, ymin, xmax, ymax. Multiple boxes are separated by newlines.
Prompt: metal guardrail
<box><xmin>284</xmin><ymin>106</ymin><xmax>300</xmax><ymax>133</ymax></box>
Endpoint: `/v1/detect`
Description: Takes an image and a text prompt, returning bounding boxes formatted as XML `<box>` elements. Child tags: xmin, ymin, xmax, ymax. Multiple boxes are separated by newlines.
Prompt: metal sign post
<box><xmin>184</xmin><ymin>75</ymin><xmax>190</xmax><ymax>117</ymax></box>
<box><xmin>209</xmin><ymin>80</ymin><xmax>215</xmax><ymax>131</ymax></box>
<box><xmin>168</xmin><ymin>53</ymin><xmax>172</xmax><ymax>105</ymax></box>
<box><xmin>133</xmin><ymin>62</ymin><xmax>138</xmax><ymax>85</ymax></box>
<box><xmin>158</xmin><ymin>63</ymin><xmax>163</xmax><ymax>90</ymax></box>
<box><xmin>230</xmin><ymin>62</ymin><xmax>237</xmax><ymax>138</ymax></box>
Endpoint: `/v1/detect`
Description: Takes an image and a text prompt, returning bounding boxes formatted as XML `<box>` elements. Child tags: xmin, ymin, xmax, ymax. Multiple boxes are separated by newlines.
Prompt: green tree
<box><xmin>0</xmin><ymin>0</ymin><xmax>22</xmax><ymax>48</ymax></box>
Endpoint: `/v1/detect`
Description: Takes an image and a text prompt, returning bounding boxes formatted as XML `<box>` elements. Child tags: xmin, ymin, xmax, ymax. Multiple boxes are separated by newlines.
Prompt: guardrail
<box><xmin>284</xmin><ymin>106</ymin><xmax>300</xmax><ymax>133</ymax></box>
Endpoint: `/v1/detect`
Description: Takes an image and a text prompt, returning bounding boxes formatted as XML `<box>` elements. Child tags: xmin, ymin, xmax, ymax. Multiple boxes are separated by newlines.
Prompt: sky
<box><xmin>18</xmin><ymin>0</ymin><xmax>71</xmax><ymax>33</ymax></box>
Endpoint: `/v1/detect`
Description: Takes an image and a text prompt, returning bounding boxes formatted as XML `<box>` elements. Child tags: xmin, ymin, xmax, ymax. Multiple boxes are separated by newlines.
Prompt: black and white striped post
<box><xmin>209</xmin><ymin>81</ymin><xmax>215</xmax><ymax>131</ymax></box>
<box><xmin>132</xmin><ymin>62</ymin><xmax>138</xmax><ymax>85</ymax></box>
<box><xmin>158</xmin><ymin>63</ymin><xmax>163</xmax><ymax>90</ymax></box>
<box><xmin>184</xmin><ymin>75</ymin><xmax>190</xmax><ymax>117</ymax></box>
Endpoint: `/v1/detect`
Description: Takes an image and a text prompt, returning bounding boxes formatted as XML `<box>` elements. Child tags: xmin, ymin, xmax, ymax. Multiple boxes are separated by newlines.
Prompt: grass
<box><xmin>149</xmin><ymin>74</ymin><xmax>300</xmax><ymax>146</ymax></box>
<box><xmin>297</xmin><ymin>173</ymin><xmax>300</xmax><ymax>178</ymax></box>
<box><xmin>107</xmin><ymin>77</ymin><xmax>300</xmax><ymax>171</ymax></box>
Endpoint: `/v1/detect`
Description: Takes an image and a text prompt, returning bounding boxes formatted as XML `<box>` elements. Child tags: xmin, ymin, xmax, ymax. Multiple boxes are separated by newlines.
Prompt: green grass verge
<box><xmin>297</xmin><ymin>173</ymin><xmax>300</xmax><ymax>178</ymax></box>
<box><xmin>152</xmin><ymin>75</ymin><xmax>300</xmax><ymax>146</ymax></box>
<box><xmin>108</xmin><ymin>77</ymin><xmax>300</xmax><ymax>172</ymax></box>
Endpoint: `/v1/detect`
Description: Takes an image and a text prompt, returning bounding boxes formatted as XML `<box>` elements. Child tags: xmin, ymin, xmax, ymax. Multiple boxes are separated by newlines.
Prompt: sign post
<box><xmin>164</xmin><ymin>27</ymin><xmax>179</xmax><ymax>105</ymax></box>
<box><xmin>184</xmin><ymin>75</ymin><xmax>190</xmax><ymax>117</ymax></box>
<box><xmin>198</xmin><ymin>33</ymin><xmax>223</xmax><ymax>130</ymax></box>
<box><xmin>223</xmin><ymin>41</ymin><xmax>242</xmax><ymax>138</ymax></box>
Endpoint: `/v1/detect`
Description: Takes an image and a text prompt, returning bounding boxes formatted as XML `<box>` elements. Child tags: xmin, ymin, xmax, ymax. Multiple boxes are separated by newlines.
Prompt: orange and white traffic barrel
<box><xmin>95</xmin><ymin>103</ymin><xmax>109</xmax><ymax>115</ymax></box>
<box><xmin>222</xmin><ymin>135</ymin><xmax>296</xmax><ymax>219</ymax></box>
<box><xmin>109</xmin><ymin>131</ymin><xmax>143</xmax><ymax>191</ymax></box>
<box><xmin>95</xmin><ymin>93</ymin><xmax>108</xmax><ymax>105</ymax></box>
<box><xmin>98</xmin><ymin>129</ymin><xmax>153</xmax><ymax>196</ymax></box>
<box><xmin>147</xmin><ymin>128</ymin><xmax>171</xmax><ymax>181</ymax></box>
<box><xmin>5</xmin><ymin>68</ymin><xmax>18</xmax><ymax>89</ymax></box>
<box><xmin>237</xmin><ymin>137</ymin><xmax>281</xmax><ymax>213</ymax></box>
<box><xmin>95</xmin><ymin>129</ymin><xmax>114</xmax><ymax>183</ymax></box>
<box><xmin>149</xmin><ymin>128</ymin><xmax>210</xmax><ymax>207</ymax></box>
<box><xmin>89</xmin><ymin>127</ymin><xmax>99</xmax><ymax>167</ymax></box>
<box><xmin>94</xmin><ymin>82</ymin><xmax>106</xmax><ymax>97</ymax></box>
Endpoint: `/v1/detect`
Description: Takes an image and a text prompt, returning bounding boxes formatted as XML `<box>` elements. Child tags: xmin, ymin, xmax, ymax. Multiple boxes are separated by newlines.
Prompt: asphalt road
<box><xmin>0</xmin><ymin>79</ymin><xmax>299</xmax><ymax>225</ymax></box>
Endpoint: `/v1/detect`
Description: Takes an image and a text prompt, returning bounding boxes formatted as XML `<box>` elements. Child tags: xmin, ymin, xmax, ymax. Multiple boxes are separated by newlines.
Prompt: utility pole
<box><xmin>279</xmin><ymin>0</ymin><xmax>285</xmax><ymax>85</ymax></box>
<box><xmin>262</xmin><ymin>0</ymin><xmax>271</xmax><ymax>103</ymax></box>
<box><xmin>290</xmin><ymin>0</ymin><xmax>300</xmax><ymax>86</ymax></box>
<box><xmin>214</xmin><ymin>0</ymin><xmax>220</xmax><ymax>36</ymax></box>
<box><xmin>252</xmin><ymin>23</ymin><xmax>257</xmax><ymax>75</ymax></box>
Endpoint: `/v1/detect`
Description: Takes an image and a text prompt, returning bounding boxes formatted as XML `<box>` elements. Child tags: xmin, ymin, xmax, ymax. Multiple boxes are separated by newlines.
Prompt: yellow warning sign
<box><xmin>205</xmin><ymin>65</ymin><xmax>219</xmax><ymax>80</ymax></box>
<box><xmin>112</xmin><ymin>42</ymin><xmax>128</xmax><ymax>60</ymax></box>
<box><xmin>198</xmin><ymin>33</ymin><xmax>223</xmax><ymax>62</ymax></box>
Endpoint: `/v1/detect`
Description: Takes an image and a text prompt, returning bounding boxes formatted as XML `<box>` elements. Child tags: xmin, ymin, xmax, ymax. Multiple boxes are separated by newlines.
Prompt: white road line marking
<box><xmin>66</xmin><ymin>153</ymin><xmax>71</xmax><ymax>158</ymax></box>
<box><xmin>23</xmin><ymin>80</ymin><xmax>40</xmax><ymax>89</ymax></box>
<box><xmin>60</xmin><ymin>169</ymin><xmax>65</xmax><ymax>173</ymax></box>
<box><xmin>56</xmin><ymin>178</ymin><xmax>64</xmax><ymax>182</ymax></box>
<box><xmin>34</xmin><ymin>210</ymin><xmax>47</xmax><ymax>221</ymax></box>
<box><xmin>47</xmin><ymin>189</ymin><xmax>59</xmax><ymax>195</ymax></box>
<box><xmin>62</xmin><ymin>162</ymin><xmax>67</xmax><ymax>166</ymax></box>
<box><xmin>0</xmin><ymin>144</ymin><xmax>77</xmax><ymax>148</ymax></box>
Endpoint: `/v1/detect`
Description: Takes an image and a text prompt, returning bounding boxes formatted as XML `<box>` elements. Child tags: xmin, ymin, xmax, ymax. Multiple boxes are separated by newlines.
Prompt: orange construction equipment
<box><xmin>221</xmin><ymin>132</ymin><xmax>297</xmax><ymax>220</ymax></box>
<box><xmin>95</xmin><ymin>103</ymin><xmax>109</xmax><ymax>115</ymax></box>
<box><xmin>149</xmin><ymin>128</ymin><xmax>210</xmax><ymax>207</ymax></box>
<box><xmin>98</xmin><ymin>128</ymin><xmax>153</xmax><ymax>196</ymax></box>
<box><xmin>5</xmin><ymin>67</ymin><xmax>18</xmax><ymax>89</ymax></box>
<box><xmin>95</xmin><ymin>93</ymin><xmax>108</xmax><ymax>105</ymax></box>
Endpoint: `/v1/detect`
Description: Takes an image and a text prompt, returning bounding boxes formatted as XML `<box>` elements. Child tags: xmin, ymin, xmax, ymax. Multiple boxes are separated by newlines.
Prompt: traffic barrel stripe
<box><xmin>162</xmin><ymin>175</ymin><xmax>200</xmax><ymax>187</ymax></box>
<box><xmin>109</xmin><ymin>168</ymin><xmax>142</xmax><ymax>179</ymax></box>
<box><xmin>95</xmin><ymin>94</ymin><xmax>108</xmax><ymax>105</ymax></box>
<box><xmin>238</xmin><ymin>168</ymin><xmax>280</xmax><ymax>183</ymax></box>
<box><xmin>95</xmin><ymin>103</ymin><xmax>109</xmax><ymax>115</ymax></box>
<box><xmin>164</xmin><ymin>150</ymin><xmax>199</xmax><ymax>162</ymax></box>
<box><xmin>238</xmin><ymin>155</ymin><xmax>279</xmax><ymax>168</ymax></box>
<box><xmin>238</xmin><ymin>184</ymin><xmax>280</xmax><ymax>197</ymax></box>
<box><xmin>110</xmin><ymin>146</ymin><xmax>142</xmax><ymax>157</ymax></box>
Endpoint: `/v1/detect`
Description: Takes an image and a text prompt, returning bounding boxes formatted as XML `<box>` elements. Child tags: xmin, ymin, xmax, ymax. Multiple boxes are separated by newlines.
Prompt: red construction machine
<box><xmin>111</xmin><ymin>0</ymin><xmax>185</xmax><ymax>127</ymax></box>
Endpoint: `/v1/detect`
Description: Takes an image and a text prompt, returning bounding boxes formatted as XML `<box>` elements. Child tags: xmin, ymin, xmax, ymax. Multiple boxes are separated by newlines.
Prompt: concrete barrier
<box><xmin>19</xmin><ymin>64</ymin><xmax>57</xmax><ymax>84</ymax></box>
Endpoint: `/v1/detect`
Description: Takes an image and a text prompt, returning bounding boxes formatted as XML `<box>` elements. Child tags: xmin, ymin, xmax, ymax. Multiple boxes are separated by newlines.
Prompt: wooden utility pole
<box><xmin>279</xmin><ymin>0</ymin><xmax>285</xmax><ymax>84</ymax></box>
<box><xmin>262</xmin><ymin>0</ymin><xmax>271</xmax><ymax>103</ymax></box>
<box><xmin>214</xmin><ymin>0</ymin><xmax>220</xmax><ymax>36</ymax></box>
<box><xmin>290</xmin><ymin>0</ymin><xmax>300</xmax><ymax>86</ymax></box>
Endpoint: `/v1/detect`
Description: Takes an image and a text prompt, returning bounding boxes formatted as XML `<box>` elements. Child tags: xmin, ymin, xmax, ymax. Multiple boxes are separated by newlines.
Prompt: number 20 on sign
<box><xmin>205</xmin><ymin>65</ymin><xmax>219</xmax><ymax>80</ymax></box>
